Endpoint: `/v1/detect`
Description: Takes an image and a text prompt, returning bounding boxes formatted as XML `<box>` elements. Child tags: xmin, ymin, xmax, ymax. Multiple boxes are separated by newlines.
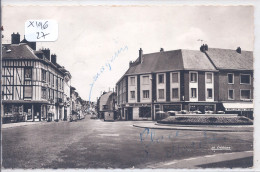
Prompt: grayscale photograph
<box><xmin>0</xmin><ymin>3</ymin><xmax>255</xmax><ymax>170</ymax></box>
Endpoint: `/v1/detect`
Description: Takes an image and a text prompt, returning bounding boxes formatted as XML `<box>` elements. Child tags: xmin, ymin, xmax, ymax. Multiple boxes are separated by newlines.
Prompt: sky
<box><xmin>2</xmin><ymin>5</ymin><xmax>254</xmax><ymax>102</ymax></box>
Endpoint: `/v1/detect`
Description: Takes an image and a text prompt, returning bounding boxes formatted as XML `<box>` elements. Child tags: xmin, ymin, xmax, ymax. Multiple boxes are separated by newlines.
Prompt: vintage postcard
<box><xmin>0</xmin><ymin>1</ymin><xmax>257</xmax><ymax>171</ymax></box>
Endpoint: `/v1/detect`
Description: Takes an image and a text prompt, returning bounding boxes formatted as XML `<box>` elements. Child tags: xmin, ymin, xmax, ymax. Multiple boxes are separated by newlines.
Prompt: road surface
<box><xmin>2</xmin><ymin>117</ymin><xmax>253</xmax><ymax>169</ymax></box>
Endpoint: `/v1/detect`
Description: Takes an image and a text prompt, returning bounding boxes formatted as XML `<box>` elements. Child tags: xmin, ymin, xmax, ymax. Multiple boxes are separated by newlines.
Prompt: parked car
<box><xmin>167</xmin><ymin>111</ymin><xmax>176</xmax><ymax>116</ymax></box>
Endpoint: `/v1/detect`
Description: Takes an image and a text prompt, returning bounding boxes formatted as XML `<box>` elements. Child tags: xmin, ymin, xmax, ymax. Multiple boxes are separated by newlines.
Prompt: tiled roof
<box><xmin>125</xmin><ymin>49</ymin><xmax>216</xmax><ymax>75</ymax></box>
<box><xmin>2</xmin><ymin>44</ymin><xmax>39</xmax><ymax>59</ymax></box>
<box><xmin>205</xmin><ymin>48</ymin><xmax>253</xmax><ymax>70</ymax></box>
<box><xmin>182</xmin><ymin>49</ymin><xmax>217</xmax><ymax>71</ymax></box>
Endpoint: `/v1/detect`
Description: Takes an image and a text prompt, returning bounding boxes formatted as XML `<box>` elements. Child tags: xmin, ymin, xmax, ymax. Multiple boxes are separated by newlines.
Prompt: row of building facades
<box><xmin>115</xmin><ymin>45</ymin><xmax>254</xmax><ymax>120</ymax></box>
<box><xmin>1</xmin><ymin>33</ymin><xmax>91</xmax><ymax>122</ymax></box>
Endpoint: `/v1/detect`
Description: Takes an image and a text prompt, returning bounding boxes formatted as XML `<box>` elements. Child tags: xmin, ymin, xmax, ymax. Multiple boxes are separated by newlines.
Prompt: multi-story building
<box><xmin>1</xmin><ymin>33</ymin><xmax>68</xmax><ymax>122</ymax></box>
<box><xmin>116</xmin><ymin>45</ymin><xmax>253</xmax><ymax>120</ymax></box>
<box><xmin>60</xmin><ymin>67</ymin><xmax>72</xmax><ymax>121</ymax></box>
<box><xmin>203</xmin><ymin>46</ymin><xmax>254</xmax><ymax>119</ymax></box>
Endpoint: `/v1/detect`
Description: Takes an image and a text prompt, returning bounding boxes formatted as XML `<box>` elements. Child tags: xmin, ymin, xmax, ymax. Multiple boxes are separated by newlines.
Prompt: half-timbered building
<box><xmin>1</xmin><ymin>33</ymin><xmax>67</xmax><ymax>122</ymax></box>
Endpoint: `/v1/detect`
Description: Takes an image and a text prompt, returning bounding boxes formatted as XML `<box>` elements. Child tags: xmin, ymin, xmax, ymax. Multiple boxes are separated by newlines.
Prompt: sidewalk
<box><xmin>2</xmin><ymin>121</ymin><xmax>46</xmax><ymax>129</ymax></box>
<box><xmin>146</xmin><ymin>150</ymin><xmax>253</xmax><ymax>169</ymax></box>
<box><xmin>2</xmin><ymin>120</ymin><xmax>70</xmax><ymax>129</ymax></box>
<box><xmin>133</xmin><ymin>122</ymin><xmax>253</xmax><ymax>132</ymax></box>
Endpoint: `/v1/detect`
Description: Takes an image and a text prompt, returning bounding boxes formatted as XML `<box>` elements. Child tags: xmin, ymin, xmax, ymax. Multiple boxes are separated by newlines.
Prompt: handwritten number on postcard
<box><xmin>25</xmin><ymin>20</ymin><xmax>58</xmax><ymax>42</ymax></box>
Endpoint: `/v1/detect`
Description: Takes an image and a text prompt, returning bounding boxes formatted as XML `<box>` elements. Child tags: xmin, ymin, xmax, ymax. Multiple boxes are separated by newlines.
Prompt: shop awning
<box><xmin>223</xmin><ymin>102</ymin><xmax>254</xmax><ymax>111</ymax></box>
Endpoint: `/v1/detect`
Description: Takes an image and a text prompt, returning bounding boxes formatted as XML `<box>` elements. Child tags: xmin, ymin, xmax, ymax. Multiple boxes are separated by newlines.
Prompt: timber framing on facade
<box><xmin>1</xmin><ymin>33</ymin><xmax>74</xmax><ymax>122</ymax></box>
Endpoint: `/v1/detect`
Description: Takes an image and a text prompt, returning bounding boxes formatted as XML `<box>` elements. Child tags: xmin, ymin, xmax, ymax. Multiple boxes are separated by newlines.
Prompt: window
<box><xmin>143</xmin><ymin>90</ymin><xmax>150</xmax><ymax>99</ymax></box>
<box><xmin>172</xmin><ymin>88</ymin><xmax>179</xmax><ymax>99</ymax></box>
<box><xmin>207</xmin><ymin>89</ymin><xmax>213</xmax><ymax>99</ymax></box>
<box><xmin>228</xmin><ymin>89</ymin><xmax>234</xmax><ymax>100</ymax></box>
<box><xmin>24</xmin><ymin>68</ymin><xmax>32</xmax><ymax>80</ymax></box>
<box><xmin>190</xmin><ymin>72</ymin><xmax>197</xmax><ymax>82</ymax></box>
<box><xmin>143</xmin><ymin>76</ymin><xmax>149</xmax><ymax>85</ymax></box>
<box><xmin>41</xmin><ymin>87</ymin><xmax>47</xmax><ymax>99</ymax></box>
<box><xmin>191</xmin><ymin>88</ymin><xmax>197</xmax><ymax>98</ymax></box>
<box><xmin>103</xmin><ymin>105</ymin><xmax>108</xmax><ymax>110</ymax></box>
<box><xmin>139</xmin><ymin>107</ymin><xmax>151</xmax><ymax>118</ymax></box>
<box><xmin>172</xmin><ymin>73</ymin><xmax>179</xmax><ymax>83</ymax></box>
<box><xmin>42</xmin><ymin>69</ymin><xmax>46</xmax><ymax>82</ymax></box>
<box><xmin>241</xmin><ymin>90</ymin><xmax>250</xmax><ymax>100</ymax></box>
<box><xmin>158</xmin><ymin>74</ymin><xmax>164</xmax><ymax>84</ymax></box>
<box><xmin>158</xmin><ymin>89</ymin><xmax>164</xmax><ymax>99</ymax></box>
<box><xmin>130</xmin><ymin>77</ymin><xmax>135</xmax><ymax>85</ymax></box>
<box><xmin>240</xmin><ymin>74</ymin><xmax>250</xmax><ymax>84</ymax></box>
<box><xmin>24</xmin><ymin>86</ymin><xmax>32</xmax><ymax>98</ymax></box>
<box><xmin>228</xmin><ymin>73</ymin><xmax>234</xmax><ymax>84</ymax></box>
<box><xmin>130</xmin><ymin>91</ymin><xmax>135</xmax><ymax>99</ymax></box>
<box><xmin>206</xmin><ymin>73</ymin><xmax>213</xmax><ymax>83</ymax></box>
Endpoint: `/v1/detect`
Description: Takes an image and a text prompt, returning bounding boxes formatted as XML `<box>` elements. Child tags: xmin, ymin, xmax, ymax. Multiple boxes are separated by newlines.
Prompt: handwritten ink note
<box><xmin>25</xmin><ymin>20</ymin><xmax>58</xmax><ymax>42</ymax></box>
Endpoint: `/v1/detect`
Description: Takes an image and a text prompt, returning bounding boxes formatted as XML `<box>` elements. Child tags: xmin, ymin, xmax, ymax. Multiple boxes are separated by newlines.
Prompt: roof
<box><xmin>2</xmin><ymin>44</ymin><xmax>39</xmax><ymax>60</ymax></box>
<box><xmin>205</xmin><ymin>48</ymin><xmax>253</xmax><ymax>70</ymax></box>
<box><xmin>2</xmin><ymin>43</ymin><xmax>66</xmax><ymax>75</ymax></box>
<box><xmin>125</xmin><ymin>49</ymin><xmax>217</xmax><ymax>75</ymax></box>
<box><xmin>99</xmin><ymin>92</ymin><xmax>114</xmax><ymax>110</ymax></box>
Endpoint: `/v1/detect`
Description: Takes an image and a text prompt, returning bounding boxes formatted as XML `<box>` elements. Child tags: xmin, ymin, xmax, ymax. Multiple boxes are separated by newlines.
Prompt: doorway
<box><xmin>127</xmin><ymin>107</ymin><xmax>133</xmax><ymax>120</ymax></box>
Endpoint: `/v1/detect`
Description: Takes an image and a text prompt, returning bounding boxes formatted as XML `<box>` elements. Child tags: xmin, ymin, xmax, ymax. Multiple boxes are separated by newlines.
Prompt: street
<box><xmin>2</xmin><ymin>117</ymin><xmax>253</xmax><ymax>169</ymax></box>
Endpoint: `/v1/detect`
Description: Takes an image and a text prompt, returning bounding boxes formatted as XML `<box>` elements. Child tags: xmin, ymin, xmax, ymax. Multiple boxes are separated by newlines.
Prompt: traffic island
<box><xmin>158</xmin><ymin>115</ymin><xmax>253</xmax><ymax>125</ymax></box>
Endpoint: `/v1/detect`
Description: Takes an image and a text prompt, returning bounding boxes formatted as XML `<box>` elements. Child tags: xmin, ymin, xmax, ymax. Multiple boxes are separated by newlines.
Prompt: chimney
<box><xmin>200</xmin><ymin>44</ymin><xmax>205</xmax><ymax>52</ymax></box>
<box><xmin>11</xmin><ymin>32</ymin><xmax>20</xmax><ymax>44</ymax></box>
<box><xmin>129</xmin><ymin>61</ymin><xmax>133</xmax><ymax>68</ymax></box>
<box><xmin>139</xmin><ymin>48</ymin><xmax>143</xmax><ymax>63</ymax></box>
<box><xmin>42</xmin><ymin>48</ymin><xmax>50</xmax><ymax>60</ymax></box>
<box><xmin>51</xmin><ymin>54</ymin><xmax>57</xmax><ymax>64</ymax></box>
<box><xmin>160</xmin><ymin>48</ymin><xmax>164</xmax><ymax>52</ymax></box>
<box><xmin>204</xmin><ymin>44</ymin><xmax>208</xmax><ymax>51</ymax></box>
<box><xmin>20</xmin><ymin>35</ymin><xmax>36</xmax><ymax>50</ymax></box>
<box><xmin>236</xmin><ymin>47</ymin><xmax>241</xmax><ymax>54</ymax></box>
<box><xmin>28</xmin><ymin>42</ymin><xmax>36</xmax><ymax>50</ymax></box>
<box><xmin>36</xmin><ymin>52</ymin><xmax>44</xmax><ymax>59</ymax></box>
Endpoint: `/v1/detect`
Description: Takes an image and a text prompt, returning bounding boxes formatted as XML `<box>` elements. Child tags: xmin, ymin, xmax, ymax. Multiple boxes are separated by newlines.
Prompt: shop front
<box><xmin>2</xmin><ymin>101</ymin><xmax>48</xmax><ymax>123</ymax></box>
<box><xmin>222</xmin><ymin>102</ymin><xmax>254</xmax><ymax>119</ymax></box>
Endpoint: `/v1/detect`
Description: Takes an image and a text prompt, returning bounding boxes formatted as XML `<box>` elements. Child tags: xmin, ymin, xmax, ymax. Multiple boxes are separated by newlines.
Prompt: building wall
<box><xmin>189</xmin><ymin>71</ymin><xmax>198</xmax><ymax>102</ymax></box>
<box><xmin>2</xmin><ymin>59</ymin><xmax>65</xmax><ymax>121</ymax></box>
<box><xmin>170</xmin><ymin>71</ymin><xmax>180</xmax><ymax>102</ymax></box>
<box><xmin>198</xmin><ymin>72</ymin><xmax>205</xmax><ymax>101</ymax></box>
<box><xmin>156</xmin><ymin>73</ymin><xmax>166</xmax><ymax>102</ymax></box>
<box><xmin>183</xmin><ymin>71</ymin><xmax>189</xmax><ymax>101</ymax></box>
<box><xmin>140</xmin><ymin>74</ymin><xmax>152</xmax><ymax>103</ymax></box>
<box><xmin>128</xmin><ymin>75</ymin><xmax>137</xmax><ymax>103</ymax></box>
<box><xmin>218</xmin><ymin>71</ymin><xmax>253</xmax><ymax>101</ymax></box>
<box><xmin>117</xmin><ymin>77</ymin><xmax>127</xmax><ymax>105</ymax></box>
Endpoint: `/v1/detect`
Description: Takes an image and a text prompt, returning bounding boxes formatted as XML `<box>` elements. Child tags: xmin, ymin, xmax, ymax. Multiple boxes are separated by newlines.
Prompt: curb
<box><xmin>146</xmin><ymin>150</ymin><xmax>253</xmax><ymax>169</ymax></box>
<box><xmin>132</xmin><ymin>124</ymin><xmax>253</xmax><ymax>132</ymax></box>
